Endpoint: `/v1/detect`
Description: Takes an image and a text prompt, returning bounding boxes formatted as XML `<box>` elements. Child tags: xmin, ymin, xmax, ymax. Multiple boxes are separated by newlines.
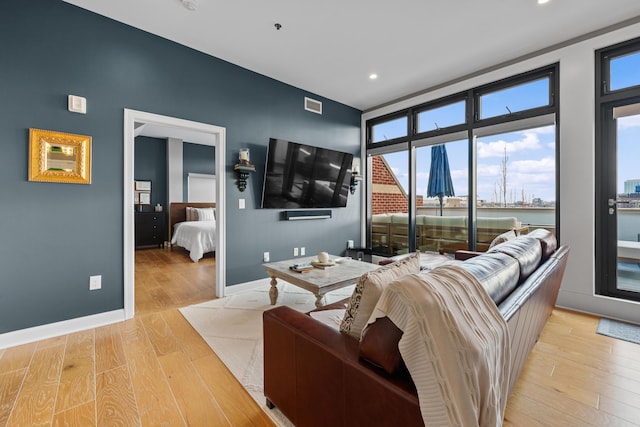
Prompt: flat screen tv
<box><xmin>261</xmin><ymin>138</ymin><xmax>354</xmax><ymax>209</ymax></box>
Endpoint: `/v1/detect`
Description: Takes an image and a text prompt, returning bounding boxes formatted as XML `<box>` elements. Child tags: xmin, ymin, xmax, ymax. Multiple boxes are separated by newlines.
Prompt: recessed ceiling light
<box><xmin>538</xmin><ymin>0</ymin><xmax>550</xmax><ymax>4</ymax></box>
<box><xmin>369</xmin><ymin>74</ymin><xmax>378</xmax><ymax>80</ymax></box>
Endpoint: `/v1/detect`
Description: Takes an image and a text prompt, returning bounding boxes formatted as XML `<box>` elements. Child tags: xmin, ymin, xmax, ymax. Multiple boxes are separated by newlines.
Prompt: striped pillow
<box><xmin>340</xmin><ymin>252</ymin><xmax>420</xmax><ymax>340</ymax></box>
<box><xmin>185</xmin><ymin>207</ymin><xmax>197</xmax><ymax>221</ymax></box>
<box><xmin>195</xmin><ymin>207</ymin><xmax>215</xmax><ymax>221</ymax></box>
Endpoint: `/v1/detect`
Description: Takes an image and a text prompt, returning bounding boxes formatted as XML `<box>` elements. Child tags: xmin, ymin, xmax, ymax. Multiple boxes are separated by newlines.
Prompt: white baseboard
<box><xmin>0</xmin><ymin>309</ymin><xmax>125</xmax><ymax>350</ymax></box>
<box><xmin>1</xmin><ymin>278</ymin><xmax>282</xmax><ymax>349</ymax></box>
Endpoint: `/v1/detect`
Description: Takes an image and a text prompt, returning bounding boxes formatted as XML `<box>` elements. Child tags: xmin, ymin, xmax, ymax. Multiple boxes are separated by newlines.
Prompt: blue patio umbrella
<box><xmin>427</xmin><ymin>144</ymin><xmax>455</xmax><ymax>216</ymax></box>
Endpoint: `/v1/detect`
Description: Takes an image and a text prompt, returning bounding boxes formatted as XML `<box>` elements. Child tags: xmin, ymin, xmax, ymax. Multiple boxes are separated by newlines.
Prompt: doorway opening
<box><xmin>123</xmin><ymin>109</ymin><xmax>226</xmax><ymax>319</ymax></box>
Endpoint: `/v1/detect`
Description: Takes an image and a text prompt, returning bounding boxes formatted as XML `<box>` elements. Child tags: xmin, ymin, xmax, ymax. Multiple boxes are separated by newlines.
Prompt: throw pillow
<box><xmin>185</xmin><ymin>207</ymin><xmax>196</xmax><ymax>221</ymax></box>
<box><xmin>488</xmin><ymin>229</ymin><xmax>517</xmax><ymax>249</ymax></box>
<box><xmin>340</xmin><ymin>252</ymin><xmax>420</xmax><ymax>340</ymax></box>
<box><xmin>195</xmin><ymin>207</ymin><xmax>215</xmax><ymax>221</ymax></box>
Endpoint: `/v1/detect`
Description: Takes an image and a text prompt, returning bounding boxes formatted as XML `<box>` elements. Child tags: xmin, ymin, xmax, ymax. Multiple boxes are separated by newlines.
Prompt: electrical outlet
<box><xmin>347</xmin><ymin>240</ymin><xmax>354</xmax><ymax>249</ymax></box>
<box><xmin>301</xmin><ymin>247</ymin><xmax>305</xmax><ymax>256</ymax></box>
<box><xmin>263</xmin><ymin>252</ymin><xmax>270</xmax><ymax>262</ymax></box>
<box><xmin>89</xmin><ymin>275</ymin><xmax>102</xmax><ymax>290</ymax></box>
<box><xmin>293</xmin><ymin>247</ymin><xmax>299</xmax><ymax>256</ymax></box>
<box><xmin>239</xmin><ymin>198</ymin><xmax>245</xmax><ymax>209</ymax></box>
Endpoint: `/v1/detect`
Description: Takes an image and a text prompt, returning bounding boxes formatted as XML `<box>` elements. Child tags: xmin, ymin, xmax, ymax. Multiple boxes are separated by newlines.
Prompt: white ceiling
<box><xmin>63</xmin><ymin>0</ymin><xmax>640</xmax><ymax>111</ymax></box>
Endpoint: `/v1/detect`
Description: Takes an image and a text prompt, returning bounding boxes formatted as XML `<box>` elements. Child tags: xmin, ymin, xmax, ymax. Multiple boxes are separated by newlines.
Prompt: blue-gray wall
<box><xmin>183</xmin><ymin>142</ymin><xmax>215</xmax><ymax>200</ymax></box>
<box><xmin>135</xmin><ymin>136</ymin><xmax>167</xmax><ymax>211</ymax></box>
<box><xmin>0</xmin><ymin>1</ymin><xmax>361</xmax><ymax>334</ymax></box>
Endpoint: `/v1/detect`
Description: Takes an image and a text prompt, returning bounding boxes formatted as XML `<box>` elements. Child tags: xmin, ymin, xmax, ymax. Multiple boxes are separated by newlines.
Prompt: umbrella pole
<box><xmin>439</xmin><ymin>196</ymin><xmax>443</xmax><ymax>216</ymax></box>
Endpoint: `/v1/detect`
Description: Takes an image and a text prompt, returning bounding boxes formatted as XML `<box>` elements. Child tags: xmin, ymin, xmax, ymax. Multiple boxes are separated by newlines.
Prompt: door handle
<box><xmin>608</xmin><ymin>198</ymin><xmax>617</xmax><ymax>207</ymax></box>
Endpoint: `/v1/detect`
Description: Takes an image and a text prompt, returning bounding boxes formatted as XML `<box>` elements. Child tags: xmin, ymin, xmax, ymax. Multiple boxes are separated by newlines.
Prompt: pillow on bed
<box><xmin>194</xmin><ymin>207</ymin><xmax>215</xmax><ymax>221</ymax></box>
<box><xmin>185</xmin><ymin>207</ymin><xmax>196</xmax><ymax>221</ymax></box>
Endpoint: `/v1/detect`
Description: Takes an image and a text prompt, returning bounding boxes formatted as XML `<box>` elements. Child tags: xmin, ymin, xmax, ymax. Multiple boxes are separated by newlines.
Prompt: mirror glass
<box><xmin>45</xmin><ymin>143</ymin><xmax>78</xmax><ymax>172</ymax></box>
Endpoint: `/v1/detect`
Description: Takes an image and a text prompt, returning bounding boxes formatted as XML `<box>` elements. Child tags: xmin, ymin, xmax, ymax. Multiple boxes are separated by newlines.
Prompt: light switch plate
<box><xmin>239</xmin><ymin>198</ymin><xmax>245</xmax><ymax>209</ymax></box>
<box><xmin>89</xmin><ymin>275</ymin><xmax>101</xmax><ymax>290</ymax></box>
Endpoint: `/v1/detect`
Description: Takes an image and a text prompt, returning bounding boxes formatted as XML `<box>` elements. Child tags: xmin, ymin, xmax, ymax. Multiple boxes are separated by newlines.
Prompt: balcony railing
<box><xmin>371</xmin><ymin>207</ymin><xmax>556</xmax><ymax>256</ymax></box>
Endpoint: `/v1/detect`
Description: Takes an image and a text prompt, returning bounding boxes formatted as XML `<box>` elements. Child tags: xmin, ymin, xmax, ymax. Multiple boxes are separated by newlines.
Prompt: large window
<box><xmin>414</xmin><ymin>140</ymin><xmax>468</xmax><ymax>254</ymax></box>
<box><xmin>366</xmin><ymin>65</ymin><xmax>559</xmax><ymax>255</ymax></box>
<box><xmin>475</xmin><ymin>122</ymin><xmax>556</xmax><ymax>249</ymax></box>
<box><xmin>370</xmin><ymin>151</ymin><xmax>409</xmax><ymax>255</ymax></box>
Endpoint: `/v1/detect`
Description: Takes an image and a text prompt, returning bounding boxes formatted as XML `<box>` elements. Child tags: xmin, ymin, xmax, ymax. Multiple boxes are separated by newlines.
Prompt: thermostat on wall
<box><xmin>68</xmin><ymin>95</ymin><xmax>87</xmax><ymax>114</ymax></box>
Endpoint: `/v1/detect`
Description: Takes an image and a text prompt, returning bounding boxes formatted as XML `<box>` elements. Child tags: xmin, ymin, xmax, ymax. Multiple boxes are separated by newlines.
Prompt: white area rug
<box><xmin>179</xmin><ymin>281</ymin><xmax>354</xmax><ymax>426</ymax></box>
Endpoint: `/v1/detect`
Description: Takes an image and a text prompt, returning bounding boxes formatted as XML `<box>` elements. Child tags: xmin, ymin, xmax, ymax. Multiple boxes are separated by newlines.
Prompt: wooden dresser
<box><xmin>135</xmin><ymin>212</ymin><xmax>166</xmax><ymax>249</ymax></box>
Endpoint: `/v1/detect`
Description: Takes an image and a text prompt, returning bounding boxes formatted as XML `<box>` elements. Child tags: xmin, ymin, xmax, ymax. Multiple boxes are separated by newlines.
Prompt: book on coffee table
<box><xmin>290</xmin><ymin>263</ymin><xmax>314</xmax><ymax>273</ymax></box>
<box><xmin>311</xmin><ymin>261</ymin><xmax>336</xmax><ymax>269</ymax></box>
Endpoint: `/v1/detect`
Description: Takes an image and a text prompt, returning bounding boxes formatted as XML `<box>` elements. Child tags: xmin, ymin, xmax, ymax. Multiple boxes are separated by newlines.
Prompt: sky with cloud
<box><xmin>617</xmin><ymin>114</ymin><xmax>640</xmax><ymax>193</ymax></box>
<box><xmin>385</xmin><ymin>124</ymin><xmax>557</xmax><ymax>203</ymax></box>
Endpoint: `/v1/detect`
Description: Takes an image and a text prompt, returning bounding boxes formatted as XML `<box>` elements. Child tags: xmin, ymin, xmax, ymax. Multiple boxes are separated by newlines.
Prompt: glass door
<box><xmin>597</xmin><ymin>101</ymin><xmax>640</xmax><ymax>299</ymax></box>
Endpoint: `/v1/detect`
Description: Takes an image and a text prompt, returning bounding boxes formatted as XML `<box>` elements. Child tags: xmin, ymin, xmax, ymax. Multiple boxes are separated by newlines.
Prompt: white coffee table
<box><xmin>263</xmin><ymin>255</ymin><xmax>380</xmax><ymax>307</ymax></box>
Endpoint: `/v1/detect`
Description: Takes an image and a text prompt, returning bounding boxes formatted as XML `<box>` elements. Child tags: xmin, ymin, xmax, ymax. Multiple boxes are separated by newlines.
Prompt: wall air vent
<box><xmin>304</xmin><ymin>97</ymin><xmax>322</xmax><ymax>115</ymax></box>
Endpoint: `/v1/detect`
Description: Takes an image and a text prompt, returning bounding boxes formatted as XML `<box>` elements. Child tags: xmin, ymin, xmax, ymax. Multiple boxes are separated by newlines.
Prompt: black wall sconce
<box><xmin>350</xmin><ymin>174</ymin><xmax>362</xmax><ymax>194</ymax></box>
<box><xmin>234</xmin><ymin>148</ymin><xmax>255</xmax><ymax>192</ymax></box>
<box><xmin>350</xmin><ymin>164</ymin><xmax>362</xmax><ymax>195</ymax></box>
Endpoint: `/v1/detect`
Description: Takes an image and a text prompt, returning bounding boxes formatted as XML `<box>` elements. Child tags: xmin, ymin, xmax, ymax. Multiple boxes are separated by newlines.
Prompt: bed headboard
<box><xmin>169</xmin><ymin>202</ymin><xmax>216</xmax><ymax>239</ymax></box>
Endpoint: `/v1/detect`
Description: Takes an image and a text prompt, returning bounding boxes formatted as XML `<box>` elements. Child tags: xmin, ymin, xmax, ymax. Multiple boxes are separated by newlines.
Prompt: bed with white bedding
<box><xmin>169</xmin><ymin>202</ymin><xmax>216</xmax><ymax>262</ymax></box>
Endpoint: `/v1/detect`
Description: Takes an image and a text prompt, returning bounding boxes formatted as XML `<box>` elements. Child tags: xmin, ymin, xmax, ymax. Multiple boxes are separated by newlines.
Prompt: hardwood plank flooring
<box><xmin>1</xmin><ymin>247</ymin><xmax>640</xmax><ymax>426</ymax></box>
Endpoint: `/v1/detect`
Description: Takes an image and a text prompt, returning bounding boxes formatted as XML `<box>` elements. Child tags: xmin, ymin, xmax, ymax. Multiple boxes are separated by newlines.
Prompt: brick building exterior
<box><xmin>371</xmin><ymin>156</ymin><xmax>423</xmax><ymax>215</ymax></box>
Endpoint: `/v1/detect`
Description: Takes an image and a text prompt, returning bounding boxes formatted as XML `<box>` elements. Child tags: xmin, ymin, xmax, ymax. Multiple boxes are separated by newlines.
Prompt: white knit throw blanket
<box><xmin>368</xmin><ymin>265</ymin><xmax>511</xmax><ymax>427</ymax></box>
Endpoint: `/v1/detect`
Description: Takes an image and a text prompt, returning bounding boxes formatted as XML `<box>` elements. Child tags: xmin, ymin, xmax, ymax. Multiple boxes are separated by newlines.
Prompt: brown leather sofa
<box><xmin>263</xmin><ymin>229</ymin><xmax>569</xmax><ymax>426</ymax></box>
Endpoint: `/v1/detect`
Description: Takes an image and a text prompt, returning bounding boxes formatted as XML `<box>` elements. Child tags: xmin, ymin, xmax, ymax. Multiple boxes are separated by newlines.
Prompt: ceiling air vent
<box><xmin>304</xmin><ymin>97</ymin><xmax>322</xmax><ymax>115</ymax></box>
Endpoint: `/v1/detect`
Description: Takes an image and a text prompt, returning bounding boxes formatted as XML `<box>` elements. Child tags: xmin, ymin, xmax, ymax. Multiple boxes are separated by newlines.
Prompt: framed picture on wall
<box><xmin>135</xmin><ymin>180</ymin><xmax>151</xmax><ymax>191</ymax></box>
<box><xmin>28</xmin><ymin>128</ymin><xmax>92</xmax><ymax>184</ymax></box>
<box><xmin>138</xmin><ymin>192</ymin><xmax>151</xmax><ymax>205</ymax></box>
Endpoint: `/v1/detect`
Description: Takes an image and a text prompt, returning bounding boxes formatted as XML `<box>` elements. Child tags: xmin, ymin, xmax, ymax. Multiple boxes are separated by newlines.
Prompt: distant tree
<box><xmin>496</xmin><ymin>144</ymin><xmax>508</xmax><ymax>207</ymax></box>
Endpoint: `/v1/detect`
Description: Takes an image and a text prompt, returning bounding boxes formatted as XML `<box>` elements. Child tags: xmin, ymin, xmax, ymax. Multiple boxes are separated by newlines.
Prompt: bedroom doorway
<box><xmin>123</xmin><ymin>109</ymin><xmax>226</xmax><ymax>319</ymax></box>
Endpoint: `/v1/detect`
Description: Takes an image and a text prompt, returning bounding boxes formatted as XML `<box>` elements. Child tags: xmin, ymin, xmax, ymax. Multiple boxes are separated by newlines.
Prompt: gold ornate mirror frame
<box><xmin>28</xmin><ymin>128</ymin><xmax>92</xmax><ymax>184</ymax></box>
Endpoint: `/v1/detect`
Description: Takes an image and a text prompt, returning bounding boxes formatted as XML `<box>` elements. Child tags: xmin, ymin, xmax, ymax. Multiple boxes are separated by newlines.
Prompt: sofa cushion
<box><xmin>340</xmin><ymin>253</ymin><xmax>420</xmax><ymax>339</ymax></box>
<box><xmin>458</xmin><ymin>252</ymin><xmax>520</xmax><ymax>305</ymax></box>
<box><xmin>487</xmin><ymin>236</ymin><xmax>542</xmax><ymax>282</ymax></box>
<box><xmin>527</xmin><ymin>229</ymin><xmax>557</xmax><ymax>260</ymax></box>
<box><xmin>420</xmin><ymin>215</ymin><xmax>467</xmax><ymax>227</ymax></box>
<box><xmin>372</xmin><ymin>213</ymin><xmax>392</xmax><ymax>223</ymax></box>
<box><xmin>477</xmin><ymin>217</ymin><xmax>519</xmax><ymax>229</ymax></box>
<box><xmin>359</xmin><ymin>315</ymin><xmax>404</xmax><ymax>374</ymax></box>
<box><xmin>391</xmin><ymin>214</ymin><xmax>409</xmax><ymax>223</ymax></box>
<box><xmin>488</xmin><ymin>229</ymin><xmax>517</xmax><ymax>249</ymax></box>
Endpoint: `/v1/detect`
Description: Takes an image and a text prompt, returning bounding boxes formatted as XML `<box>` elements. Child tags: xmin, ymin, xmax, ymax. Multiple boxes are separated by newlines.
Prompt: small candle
<box><xmin>353</xmin><ymin>164</ymin><xmax>360</xmax><ymax>175</ymax></box>
<box><xmin>239</xmin><ymin>149</ymin><xmax>249</xmax><ymax>163</ymax></box>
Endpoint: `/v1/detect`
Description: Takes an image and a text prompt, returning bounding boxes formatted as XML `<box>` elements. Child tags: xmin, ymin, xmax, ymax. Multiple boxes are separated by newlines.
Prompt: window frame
<box><xmin>366</xmin><ymin>109</ymin><xmax>411</xmax><ymax>148</ymax></box>
<box><xmin>365</xmin><ymin>64</ymin><xmax>560</xmax><ymax>253</ymax></box>
<box><xmin>413</xmin><ymin>94</ymin><xmax>469</xmax><ymax>140</ymax></box>
<box><xmin>599</xmin><ymin>36</ymin><xmax>640</xmax><ymax>96</ymax></box>
<box><xmin>595</xmin><ymin>37</ymin><xmax>640</xmax><ymax>302</ymax></box>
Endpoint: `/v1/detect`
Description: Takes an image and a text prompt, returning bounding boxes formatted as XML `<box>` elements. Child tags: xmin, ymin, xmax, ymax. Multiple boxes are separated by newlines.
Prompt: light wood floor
<box><xmin>1</xmin><ymin>247</ymin><xmax>640</xmax><ymax>426</ymax></box>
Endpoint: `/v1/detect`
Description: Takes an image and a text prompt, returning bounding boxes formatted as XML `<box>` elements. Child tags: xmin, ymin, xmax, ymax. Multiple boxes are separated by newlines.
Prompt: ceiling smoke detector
<box><xmin>181</xmin><ymin>0</ymin><xmax>198</xmax><ymax>11</ymax></box>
